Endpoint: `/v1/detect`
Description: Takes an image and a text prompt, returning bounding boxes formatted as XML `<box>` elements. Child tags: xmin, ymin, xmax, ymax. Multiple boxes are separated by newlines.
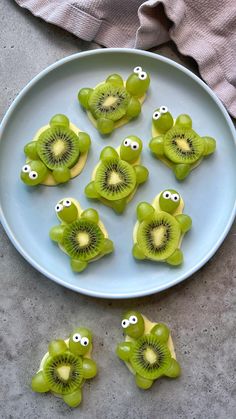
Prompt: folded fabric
<box><xmin>15</xmin><ymin>0</ymin><xmax>236</xmax><ymax>117</ymax></box>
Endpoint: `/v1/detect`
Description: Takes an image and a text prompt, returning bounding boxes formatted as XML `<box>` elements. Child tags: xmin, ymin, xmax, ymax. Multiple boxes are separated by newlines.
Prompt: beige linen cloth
<box><xmin>15</xmin><ymin>0</ymin><xmax>236</xmax><ymax>117</ymax></box>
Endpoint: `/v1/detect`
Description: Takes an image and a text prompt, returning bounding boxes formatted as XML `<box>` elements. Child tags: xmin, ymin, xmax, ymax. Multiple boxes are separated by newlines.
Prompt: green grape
<box><xmin>106</xmin><ymin>74</ymin><xmax>124</xmax><ymax>87</ymax></box>
<box><xmin>132</xmin><ymin>243</ymin><xmax>146</xmax><ymax>260</ymax></box>
<box><xmin>153</xmin><ymin>111</ymin><xmax>174</xmax><ymax>133</ymax></box>
<box><xmin>63</xmin><ymin>389</ymin><xmax>82</xmax><ymax>407</ymax></box>
<box><xmin>48</xmin><ymin>339</ymin><xmax>68</xmax><ymax>356</ymax></box>
<box><xmin>69</xmin><ymin>327</ymin><xmax>92</xmax><ymax>355</ymax></box>
<box><xmin>137</xmin><ymin>202</ymin><xmax>154</xmax><ymax>222</ymax></box>
<box><xmin>202</xmin><ymin>136</ymin><xmax>216</xmax><ymax>156</ymax></box>
<box><xmin>116</xmin><ymin>342</ymin><xmax>132</xmax><ymax>361</ymax></box>
<box><xmin>102</xmin><ymin>238</ymin><xmax>114</xmax><ymax>255</ymax></box>
<box><xmin>120</xmin><ymin>135</ymin><xmax>142</xmax><ymax>163</ymax></box>
<box><xmin>50</xmin><ymin>114</ymin><xmax>69</xmax><ymax>129</ymax></box>
<box><xmin>165</xmin><ymin>358</ymin><xmax>181</xmax><ymax>378</ymax></box>
<box><xmin>52</xmin><ymin>167</ymin><xmax>71</xmax><ymax>183</ymax></box>
<box><xmin>71</xmin><ymin>259</ymin><xmax>88</xmax><ymax>272</ymax></box>
<box><xmin>126</xmin><ymin>73</ymin><xmax>150</xmax><ymax>98</ymax></box>
<box><xmin>122</xmin><ymin>310</ymin><xmax>144</xmax><ymax>338</ymax></box>
<box><xmin>24</xmin><ymin>142</ymin><xmax>38</xmax><ymax>159</ymax></box>
<box><xmin>31</xmin><ymin>371</ymin><xmax>50</xmax><ymax>393</ymax></box>
<box><xmin>151</xmin><ymin>323</ymin><xmax>170</xmax><ymax>343</ymax></box>
<box><xmin>159</xmin><ymin>189</ymin><xmax>180</xmax><ymax>214</ymax></box>
<box><xmin>167</xmin><ymin>249</ymin><xmax>183</xmax><ymax>265</ymax></box>
<box><xmin>78</xmin><ymin>132</ymin><xmax>91</xmax><ymax>153</ymax></box>
<box><xmin>78</xmin><ymin>88</ymin><xmax>93</xmax><ymax>109</ymax></box>
<box><xmin>174</xmin><ymin>164</ymin><xmax>190</xmax><ymax>180</ymax></box>
<box><xmin>84</xmin><ymin>182</ymin><xmax>100</xmax><ymax>199</ymax></box>
<box><xmin>175</xmin><ymin>114</ymin><xmax>192</xmax><ymax>129</ymax></box>
<box><xmin>149</xmin><ymin>136</ymin><xmax>164</xmax><ymax>156</ymax></box>
<box><xmin>57</xmin><ymin>202</ymin><xmax>78</xmax><ymax>223</ymax></box>
<box><xmin>49</xmin><ymin>225</ymin><xmax>64</xmax><ymax>243</ymax></box>
<box><xmin>135</xmin><ymin>374</ymin><xmax>153</xmax><ymax>390</ymax></box>
<box><xmin>126</xmin><ymin>97</ymin><xmax>141</xmax><ymax>118</ymax></box>
<box><xmin>21</xmin><ymin>160</ymin><xmax>48</xmax><ymax>186</ymax></box>
<box><xmin>82</xmin><ymin>358</ymin><xmax>97</xmax><ymax>379</ymax></box>
<box><xmin>175</xmin><ymin>214</ymin><xmax>192</xmax><ymax>233</ymax></box>
<box><xmin>80</xmin><ymin>208</ymin><xmax>99</xmax><ymax>224</ymax></box>
<box><xmin>97</xmin><ymin>118</ymin><xmax>114</xmax><ymax>134</ymax></box>
<box><xmin>100</xmin><ymin>146</ymin><xmax>118</xmax><ymax>161</ymax></box>
<box><xmin>134</xmin><ymin>165</ymin><xmax>149</xmax><ymax>184</ymax></box>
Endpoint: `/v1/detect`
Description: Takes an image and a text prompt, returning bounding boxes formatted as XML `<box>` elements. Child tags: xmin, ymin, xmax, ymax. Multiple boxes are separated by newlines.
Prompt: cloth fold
<box><xmin>15</xmin><ymin>0</ymin><xmax>236</xmax><ymax>117</ymax></box>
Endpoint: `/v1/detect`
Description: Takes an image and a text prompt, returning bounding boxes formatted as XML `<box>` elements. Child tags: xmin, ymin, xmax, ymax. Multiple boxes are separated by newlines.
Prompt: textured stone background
<box><xmin>0</xmin><ymin>1</ymin><xmax>235</xmax><ymax>418</ymax></box>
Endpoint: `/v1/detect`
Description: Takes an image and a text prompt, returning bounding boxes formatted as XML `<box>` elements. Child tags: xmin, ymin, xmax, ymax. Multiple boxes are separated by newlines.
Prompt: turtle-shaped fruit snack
<box><xmin>149</xmin><ymin>106</ymin><xmax>216</xmax><ymax>180</ymax></box>
<box><xmin>133</xmin><ymin>189</ymin><xmax>192</xmax><ymax>265</ymax></box>
<box><xmin>49</xmin><ymin>198</ymin><xmax>114</xmax><ymax>272</ymax></box>
<box><xmin>116</xmin><ymin>310</ymin><xmax>181</xmax><ymax>390</ymax></box>
<box><xmin>84</xmin><ymin>136</ymin><xmax>149</xmax><ymax>214</ymax></box>
<box><xmin>31</xmin><ymin>327</ymin><xmax>97</xmax><ymax>407</ymax></box>
<box><xmin>78</xmin><ymin>66</ymin><xmax>150</xmax><ymax>134</ymax></box>
<box><xmin>21</xmin><ymin>114</ymin><xmax>91</xmax><ymax>186</ymax></box>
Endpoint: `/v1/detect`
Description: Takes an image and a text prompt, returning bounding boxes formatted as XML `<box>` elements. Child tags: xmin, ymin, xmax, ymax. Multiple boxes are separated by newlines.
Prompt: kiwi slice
<box><xmin>94</xmin><ymin>158</ymin><xmax>136</xmax><ymax>201</ymax></box>
<box><xmin>88</xmin><ymin>83</ymin><xmax>130</xmax><ymax>121</ymax></box>
<box><xmin>63</xmin><ymin>219</ymin><xmax>104</xmax><ymax>261</ymax></box>
<box><xmin>164</xmin><ymin>127</ymin><xmax>204</xmax><ymax>164</ymax></box>
<box><xmin>43</xmin><ymin>352</ymin><xmax>83</xmax><ymax>395</ymax></box>
<box><xmin>137</xmin><ymin>212</ymin><xmax>181</xmax><ymax>261</ymax></box>
<box><xmin>130</xmin><ymin>334</ymin><xmax>171</xmax><ymax>380</ymax></box>
<box><xmin>37</xmin><ymin>127</ymin><xmax>80</xmax><ymax>170</ymax></box>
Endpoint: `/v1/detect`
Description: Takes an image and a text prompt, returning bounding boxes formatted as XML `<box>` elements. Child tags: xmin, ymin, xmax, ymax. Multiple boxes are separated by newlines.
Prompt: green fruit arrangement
<box><xmin>149</xmin><ymin>106</ymin><xmax>216</xmax><ymax>180</ymax></box>
<box><xmin>49</xmin><ymin>198</ymin><xmax>114</xmax><ymax>272</ymax></box>
<box><xmin>78</xmin><ymin>66</ymin><xmax>150</xmax><ymax>134</ymax></box>
<box><xmin>31</xmin><ymin>327</ymin><xmax>97</xmax><ymax>407</ymax></box>
<box><xmin>20</xmin><ymin>114</ymin><xmax>91</xmax><ymax>186</ymax></box>
<box><xmin>133</xmin><ymin>189</ymin><xmax>192</xmax><ymax>266</ymax></box>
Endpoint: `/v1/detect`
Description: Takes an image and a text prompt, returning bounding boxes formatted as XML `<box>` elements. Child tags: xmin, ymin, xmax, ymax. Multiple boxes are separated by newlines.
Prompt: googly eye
<box><xmin>129</xmin><ymin>315</ymin><xmax>138</xmax><ymax>324</ymax></box>
<box><xmin>123</xmin><ymin>138</ymin><xmax>131</xmax><ymax>147</ymax></box>
<box><xmin>121</xmin><ymin>319</ymin><xmax>130</xmax><ymax>329</ymax></box>
<box><xmin>72</xmin><ymin>333</ymin><xmax>81</xmax><ymax>343</ymax></box>
<box><xmin>133</xmin><ymin>66</ymin><xmax>142</xmax><ymax>74</ymax></box>
<box><xmin>160</xmin><ymin>106</ymin><xmax>168</xmax><ymax>114</ymax></box>
<box><xmin>153</xmin><ymin>111</ymin><xmax>160</xmax><ymax>120</ymax></box>
<box><xmin>131</xmin><ymin>141</ymin><xmax>139</xmax><ymax>151</ymax></box>
<box><xmin>163</xmin><ymin>190</ymin><xmax>171</xmax><ymax>199</ymax></box>
<box><xmin>55</xmin><ymin>203</ymin><xmax>63</xmax><ymax>213</ymax></box>
<box><xmin>138</xmin><ymin>71</ymin><xmax>147</xmax><ymax>81</ymax></box>
<box><xmin>63</xmin><ymin>199</ymin><xmax>71</xmax><ymax>207</ymax></box>
<box><xmin>29</xmin><ymin>171</ymin><xmax>38</xmax><ymax>180</ymax></box>
<box><xmin>22</xmin><ymin>164</ymin><xmax>31</xmax><ymax>173</ymax></box>
<box><xmin>81</xmin><ymin>337</ymin><xmax>89</xmax><ymax>347</ymax></box>
<box><xmin>171</xmin><ymin>193</ymin><xmax>180</xmax><ymax>202</ymax></box>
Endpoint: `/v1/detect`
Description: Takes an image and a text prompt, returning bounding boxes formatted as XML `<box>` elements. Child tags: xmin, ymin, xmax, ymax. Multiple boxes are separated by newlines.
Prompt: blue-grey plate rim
<box><xmin>0</xmin><ymin>48</ymin><xmax>235</xmax><ymax>299</ymax></box>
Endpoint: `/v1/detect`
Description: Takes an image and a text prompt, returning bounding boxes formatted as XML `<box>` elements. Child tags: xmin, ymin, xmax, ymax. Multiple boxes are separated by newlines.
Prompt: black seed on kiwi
<box><xmin>44</xmin><ymin>353</ymin><xmax>83</xmax><ymax>395</ymax></box>
<box><xmin>63</xmin><ymin>220</ymin><xmax>104</xmax><ymax>261</ymax></box>
<box><xmin>37</xmin><ymin>127</ymin><xmax>80</xmax><ymax>170</ymax></box>
<box><xmin>130</xmin><ymin>334</ymin><xmax>171</xmax><ymax>380</ymax></box>
<box><xmin>164</xmin><ymin>127</ymin><xmax>204</xmax><ymax>164</ymax></box>
<box><xmin>94</xmin><ymin>158</ymin><xmax>136</xmax><ymax>201</ymax></box>
<box><xmin>137</xmin><ymin>212</ymin><xmax>181</xmax><ymax>260</ymax></box>
<box><xmin>88</xmin><ymin>83</ymin><xmax>130</xmax><ymax>121</ymax></box>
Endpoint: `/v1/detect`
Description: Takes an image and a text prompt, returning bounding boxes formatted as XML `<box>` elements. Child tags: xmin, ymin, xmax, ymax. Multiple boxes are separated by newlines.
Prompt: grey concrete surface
<box><xmin>0</xmin><ymin>0</ymin><xmax>235</xmax><ymax>418</ymax></box>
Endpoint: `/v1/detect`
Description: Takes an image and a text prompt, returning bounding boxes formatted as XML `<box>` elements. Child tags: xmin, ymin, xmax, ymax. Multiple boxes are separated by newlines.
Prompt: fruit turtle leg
<box><xmin>63</xmin><ymin>388</ymin><xmax>82</xmax><ymax>407</ymax></box>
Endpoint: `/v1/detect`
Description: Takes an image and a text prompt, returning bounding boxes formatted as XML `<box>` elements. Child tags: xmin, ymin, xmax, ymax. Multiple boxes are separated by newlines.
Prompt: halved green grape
<box><xmin>78</xmin><ymin>88</ymin><xmax>93</xmax><ymax>109</ymax></box>
<box><xmin>152</xmin><ymin>110</ymin><xmax>174</xmax><ymax>133</ymax></box>
<box><xmin>137</xmin><ymin>202</ymin><xmax>155</xmax><ymax>222</ymax></box>
<box><xmin>80</xmin><ymin>208</ymin><xmax>99</xmax><ymax>224</ymax></box>
<box><xmin>31</xmin><ymin>371</ymin><xmax>50</xmax><ymax>393</ymax></box>
<box><xmin>151</xmin><ymin>323</ymin><xmax>170</xmax><ymax>343</ymax></box>
<box><xmin>82</xmin><ymin>358</ymin><xmax>97</xmax><ymax>379</ymax></box>
<box><xmin>100</xmin><ymin>146</ymin><xmax>119</xmax><ymax>161</ymax></box>
<box><xmin>134</xmin><ymin>165</ymin><xmax>149</xmax><ymax>184</ymax></box>
<box><xmin>116</xmin><ymin>342</ymin><xmax>133</xmax><ymax>361</ymax></box>
<box><xmin>102</xmin><ymin>238</ymin><xmax>114</xmax><ymax>254</ymax></box>
<box><xmin>97</xmin><ymin>118</ymin><xmax>114</xmax><ymax>134</ymax></box>
<box><xmin>135</xmin><ymin>374</ymin><xmax>153</xmax><ymax>390</ymax></box>
<box><xmin>120</xmin><ymin>136</ymin><xmax>142</xmax><ymax>163</ymax></box>
<box><xmin>69</xmin><ymin>327</ymin><xmax>92</xmax><ymax>356</ymax></box>
<box><xmin>24</xmin><ymin>142</ymin><xmax>38</xmax><ymax>159</ymax></box>
<box><xmin>132</xmin><ymin>243</ymin><xmax>146</xmax><ymax>260</ymax></box>
<box><xmin>48</xmin><ymin>339</ymin><xmax>68</xmax><ymax>356</ymax></box>
<box><xmin>21</xmin><ymin>160</ymin><xmax>48</xmax><ymax>186</ymax></box>
<box><xmin>106</xmin><ymin>74</ymin><xmax>124</xmax><ymax>87</ymax></box>
<box><xmin>84</xmin><ymin>182</ymin><xmax>100</xmax><ymax>199</ymax></box>
<box><xmin>52</xmin><ymin>167</ymin><xmax>71</xmax><ymax>183</ymax></box>
<box><xmin>149</xmin><ymin>136</ymin><xmax>164</xmax><ymax>156</ymax></box>
<box><xmin>166</xmin><ymin>248</ymin><xmax>183</xmax><ymax>265</ymax></box>
<box><xmin>49</xmin><ymin>225</ymin><xmax>65</xmax><ymax>243</ymax></box>
<box><xmin>126</xmin><ymin>97</ymin><xmax>141</xmax><ymax>118</ymax></box>
<box><xmin>63</xmin><ymin>389</ymin><xmax>82</xmax><ymax>408</ymax></box>
<box><xmin>56</xmin><ymin>200</ymin><xmax>78</xmax><ymax>223</ymax></box>
<box><xmin>202</xmin><ymin>136</ymin><xmax>216</xmax><ymax>156</ymax></box>
<box><xmin>121</xmin><ymin>310</ymin><xmax>145</xmax><ymax>339</ymax></box>
<box><xmin>78</xmin><ymin>132</ymin><xmax>91</xmax><ymax>153</ymax></box>
<box><xmin>175</xmin><ymin>114</ymin><xmax>192</xmax><ymax>129</ymax></box>
<box><xmin>126</xmin><ymin>73</ymin><xmax>150</xmax><ymax>98</ymax></box>
<box><xmin>50</xmin><ymin>114</ymin><xmax>70</xmax><ymax>129</ymax></box>
<box><xmin>159</xmin><ymin>189</ymin><xmax>180</xmax><ymax>214</ymax></box>
<box><xmin>174</xmin><ymin>164</ymin><xmax>191</xmax><ymax>180</ymax></box>
<box><xmin>175</xmin><ymin>214</ymin><xmax>192</xmax><ymax>233</ymax></box>
<box><xmin>164</xmin><ymin>358</ymin><xmax>181</xmax><ymax>378</ymax></box>
<box><xmin>71</xmin><ymin>259</ymin><xmax>88</xmax><ymax>272</ymax></box>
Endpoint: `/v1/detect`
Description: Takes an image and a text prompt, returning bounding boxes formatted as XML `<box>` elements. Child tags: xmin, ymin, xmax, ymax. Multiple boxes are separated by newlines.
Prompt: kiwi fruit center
<box><xmin>44</xmin><ymin>353</ymin><xmax>83</xmax><ymax>395</ymax></box>
<box><xmin>94</xmin><ymin>158</ymin><xmax>136</xmax><ymax>201</ymax></box>
<box><xmin>164</xmin><ymin>128</ymin><xmax>204</xmax><ymax>164</ymax></box>
<box><xmin>130</xmin><ymin>334</ymin><xmax>171</xmax><ymax>380</ymax></box>
<box><xmin>137</xmin><ymin>212</ymin><xmax>181</xmax><ymax>261</ymax></box>
<box><xmin>63</xmin><ymin>219</ymin><xmax>104</xmax><ymax>261</ymax></box>
<box><xmin>37</xmin><ymin>127</ymin><xmax>80</xmax><ymax>170</ymax></box>
<box><xmin>88</xmin><ymin>84</ymin><xmax>130</xmax><ymax>121</ymax></box>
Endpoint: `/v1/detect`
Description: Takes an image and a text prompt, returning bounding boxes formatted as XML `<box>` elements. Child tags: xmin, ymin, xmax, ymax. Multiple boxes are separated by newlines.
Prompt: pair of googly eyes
<box><xmin>72</xmin><ymin>333</ymin><xmax>89</xmax><ymax>346</ymax></box>
<box><xmin>121</xmin><ymin>315</ymin><xmax>138</xmax><ymax>328</ymax></box>
<box><xmin>123</xmin><ymin>138</ymin><xmax>139</xmax><ymax>150</ymax></box>
<box><xmin>55</xmin><ymin>199</ymin><xmax>71</xmax><ymax>213</ymax></box>
<box><xmin>22</xmin><ymin>164</ymin><xmax>38</xmax><ymax>180</ymax></box>
<box><xmin>153</xmin><ymin>106</ymin><xmax>168</xmax><ymax>120</ymax></box>
<box><xmin>133</xmin><ymin>66</ymin><xmax>147</xmax><ymax>81</ymax></box>
<box><xmin>163</xmin><ymin>190</ymin><xmax>179</xmax><ymax>202</ymax></box>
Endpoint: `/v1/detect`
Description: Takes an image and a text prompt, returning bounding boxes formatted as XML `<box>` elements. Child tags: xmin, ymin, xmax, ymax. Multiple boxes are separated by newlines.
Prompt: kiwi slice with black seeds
<box><xmin>130</xmin><ymin>334</ymin><xmax>171</xmax><ymax>380</ymax></box>
<box><xmin>37</xmin><ymin>127</ymin><xmax>80</xmax><ymax>170</ymax></box>
<box><xmin>164</xmin><ymin>127</ymin><xmax>204</xmax><ymax>164</ymax></box>
<box><xmin>44</xmin><ymin>352</ymin><xmax>83</xmax><ymax>395</ymax></box>
<box><xmin>137</xmin><ymin>212</ymin><xmax>181</xmax><ymax>261</ymax></box>
<box><xmin>88</xmin><ymin>83</ymin><xmax>130</xmax><ymax>121</ymax></box>
<box><xmin>63</xmin><ymin>220</ymin><xmax>104</xmax><ymax>261</ymax></box>
<box><xmin>94</xmin><ymin>158</ymin><xmax>136</xmax><ymax>201</ymax></box>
